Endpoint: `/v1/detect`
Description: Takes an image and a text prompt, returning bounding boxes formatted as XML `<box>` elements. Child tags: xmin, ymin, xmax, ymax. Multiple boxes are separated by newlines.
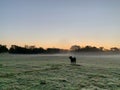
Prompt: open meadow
<box><xmin>0</xmin><ymin>54</ymin><xmax>120</xmax><ymax>90</ymax></box>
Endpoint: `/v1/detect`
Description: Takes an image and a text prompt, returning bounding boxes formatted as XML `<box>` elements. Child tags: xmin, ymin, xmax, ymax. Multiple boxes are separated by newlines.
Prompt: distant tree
<box><xmin>46</xmin><ymin>48</ymin><xmax>60</xmax><ymax>53</ymax></box>
<box><xmin>81</xmin><ymin>45</ymin><xmax>92</xmax><ymax>52</ymax></box>
<box><xmin>24</xmin><ymin>45</ymin><xmax>36</xmax><ymax>49</ymax></box>
<box><xmin>79</xmin><ymin>45</ymin><xmax>102</xmax><ymax>52</ymax></box>
<box><xmin>99</xmin><ymin>47</ymin><xmax>104</xmax><ymax>51</ymax></box>
<box><xmin>0</xmin><ymin>44</ymin><xmax>8</xmax><ymax>53</ymax></box>
<box><xmin>60</xmin><ymin>49</ymin><xmax>69</xmax><ymax>53</ymax></box>
<box><xmin>110</xmin><ymin>47</ymin><xmax>119</xmax><ymax>52</ymax></box>
<box><xmin>38</xmin><ymin>47</ymin><xmax>46</xmax><ymax>53</ymax></box>
<box><xmin>9</xmin><ymin>45</ymin><xmax>46</xmax><ymax>54</ymax></box>
<box><xmin>92</xmin><ymin>46</ymin><xmax>101</xmax><ymax>52</ymax></box>
<box><xmin>70</xmin><ymin>45</ymin><xmax>80</xmax><ymax>52</ymax></box>
<box><xmin>32</xmin><ymin>47</ymin><xmax>46</xmax><ymax>54</ymax></box>
<box><xmin>24</xmin><ymin>45</ymin><xmax>29</xmax><ymax>49</ymax></box>
<box><xmin>9</xmin><ymin>45</ymin><xmax>26</xmax><ymax>54</ymax></box>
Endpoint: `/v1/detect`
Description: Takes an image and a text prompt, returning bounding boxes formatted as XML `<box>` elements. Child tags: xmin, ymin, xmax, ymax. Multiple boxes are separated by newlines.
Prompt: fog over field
<box><xmin>0</xmin><ymin>54</ymin><xmax>120</xmax><ymax>90</ymax></box>
<box><xmin>0</xmin><ymin>53</ymin><xmax>120</xmax><ymax>68</ymax></box>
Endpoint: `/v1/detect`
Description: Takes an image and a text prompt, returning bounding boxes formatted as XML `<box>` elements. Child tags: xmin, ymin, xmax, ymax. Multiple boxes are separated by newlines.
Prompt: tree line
<box><xmin>0</xmin><ymin>44</ymin><xmax>67</xmax><ymax>54</ymax></box>
<box><xmin>0</xmin><ymin>44</ymin><xmax>120</xmax><ymax>54</ymax></box>
<box><xmin>70</xmin><ymin>45</ymin><xmax>120</xmax><ymax>52</ymax></box>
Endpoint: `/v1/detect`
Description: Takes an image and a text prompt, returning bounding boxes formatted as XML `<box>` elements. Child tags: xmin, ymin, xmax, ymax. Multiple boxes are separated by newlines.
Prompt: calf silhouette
<box><xmin>69</xmin><ymin>56</ymin><xmax>76</xmax><ymax>64</ymax></box>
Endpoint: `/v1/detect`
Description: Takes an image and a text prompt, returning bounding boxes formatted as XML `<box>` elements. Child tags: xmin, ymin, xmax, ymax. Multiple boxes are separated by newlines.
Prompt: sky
<box><xmin>0</xmin><ymin>0</ymin><xmax>120</xmax><ymax>49</ymax></box>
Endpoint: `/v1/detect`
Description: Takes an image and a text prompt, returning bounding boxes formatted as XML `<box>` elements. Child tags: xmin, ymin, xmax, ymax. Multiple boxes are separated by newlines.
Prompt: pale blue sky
<box><xmin>0</xmin><ymin>0</ymin><xmax>120</xmax><ymax>49</ymax></box>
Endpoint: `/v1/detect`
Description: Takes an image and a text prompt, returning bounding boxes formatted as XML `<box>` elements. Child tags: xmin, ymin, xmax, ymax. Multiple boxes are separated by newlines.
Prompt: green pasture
<box><xmin>0</xmin><ymin>54</ymin><xmax>120</xmax><ymax>90</ymax></box>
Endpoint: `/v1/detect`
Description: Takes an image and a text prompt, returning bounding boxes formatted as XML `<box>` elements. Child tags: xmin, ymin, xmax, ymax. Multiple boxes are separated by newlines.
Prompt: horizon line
<box><xmin>1</xmin><ymin>44</ymin><xmax>120</xmax><ymax>50</ymax></box>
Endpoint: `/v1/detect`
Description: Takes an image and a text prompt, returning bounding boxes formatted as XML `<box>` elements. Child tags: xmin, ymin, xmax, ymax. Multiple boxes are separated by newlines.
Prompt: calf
<box><xmin>69</xmin><ymin>56</ymin><xmax>76</xmax><ymax>64</ymax></box>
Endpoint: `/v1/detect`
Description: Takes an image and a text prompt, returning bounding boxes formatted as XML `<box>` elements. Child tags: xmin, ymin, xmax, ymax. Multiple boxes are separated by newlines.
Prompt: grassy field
<box><xmin>0</xmin><ymin>54</ymin><xmax>120</xmax><ymax>90</ymax></box>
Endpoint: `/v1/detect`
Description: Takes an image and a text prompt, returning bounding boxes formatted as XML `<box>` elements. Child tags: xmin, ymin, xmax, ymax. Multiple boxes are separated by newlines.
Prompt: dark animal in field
<box><xmin>69</xmin><ymin>56</ymin><xmax>76</xmax><ymax>64</ymax></box>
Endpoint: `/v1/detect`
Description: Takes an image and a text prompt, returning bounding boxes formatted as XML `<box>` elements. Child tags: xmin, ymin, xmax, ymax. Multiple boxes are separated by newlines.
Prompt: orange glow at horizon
<box><xmin>3</xmin><ymin>40</ymin><xmax>119</xmax><ymax>50</ymax></box>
